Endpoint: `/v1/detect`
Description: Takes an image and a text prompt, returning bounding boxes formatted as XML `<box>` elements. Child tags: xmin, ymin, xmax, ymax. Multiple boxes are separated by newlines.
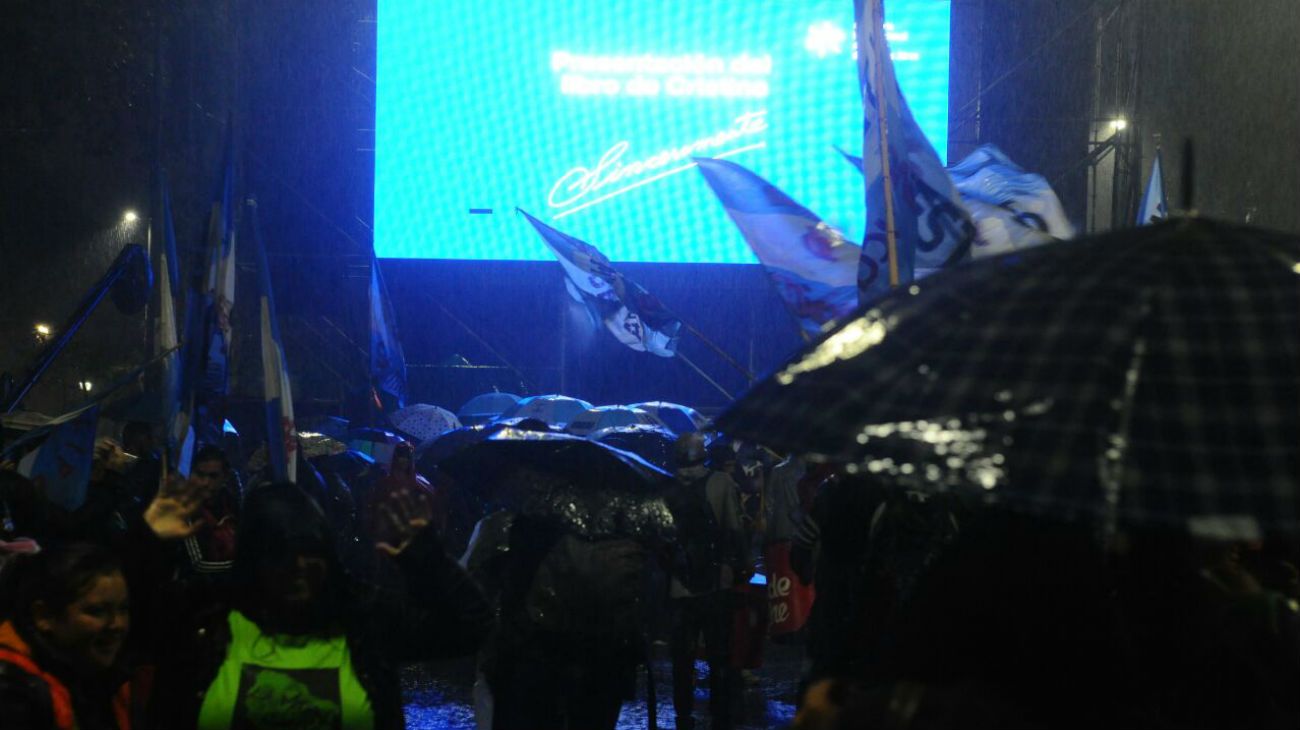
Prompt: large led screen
<box><xmin>375</xmin><ymin>0</ymin><xmax>952</xmax><ymax>262</ymax></box>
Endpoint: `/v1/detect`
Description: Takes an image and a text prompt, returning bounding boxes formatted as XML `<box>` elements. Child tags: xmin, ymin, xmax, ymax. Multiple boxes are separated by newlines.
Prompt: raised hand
<box><xmin>143</xmin><ymin>472</ymin><xmax>217</xmax><ymax>540</ymax></box>
<box><xmin>374</xmin><ymin>487</ymin><xmax>433</xmax><ymax>558</ymax></box>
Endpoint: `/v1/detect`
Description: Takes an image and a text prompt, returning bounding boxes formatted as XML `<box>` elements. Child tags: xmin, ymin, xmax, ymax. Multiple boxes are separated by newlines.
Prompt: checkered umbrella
<box><xmin>716</xmin><ymin>218</ymin><xmax>1300</xmax><ymax>535</ymax></box>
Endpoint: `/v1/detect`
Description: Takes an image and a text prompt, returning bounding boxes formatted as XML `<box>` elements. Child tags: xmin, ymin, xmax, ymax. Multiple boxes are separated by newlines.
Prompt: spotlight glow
<box><xmin>122</xmin><ymin>210</ymin><xmax>139</xmax><ymax>224</ymax></box>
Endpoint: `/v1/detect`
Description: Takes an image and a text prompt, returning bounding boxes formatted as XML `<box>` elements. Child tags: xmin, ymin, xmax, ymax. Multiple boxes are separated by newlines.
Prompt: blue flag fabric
<box><xmin>369</xmin><ymin>254</ymin><xmax>408</xmax><ymax>410</ymax></box>
<box><xmin>839</xmin><ymin>143</ymin><xmax>1073</xmax><ymax>260</ymax></box>
<box><xmin>695</xmin><ymin>157</ymin><xmax>859</xmax><ymax>337</ymax></box>
<box><xmin>856</xmin><ymin>0</ymin><xmax>975</xmax><ymax>303</ymax></box>
<box><xmin>156</xmin><ymin>173</ymin><xmax>185</xmax><ymax>457</ymax></box>
<box><xmin>518</xmin><ymin>209</ymin><xmax>681</xmax><ymax>357</ymax></box>
<box><xmin>835</xmin><ymin>145</ymin><xmax>864</xmax><ymax>173</ymax></box>
<box><xmin>1137</xmin><ymin>150</ymin><xmax>1168</xmax><ymax>225</ymax></box>
<box><xmin>947</xmin><ymin>145</ymin><xmax>1075</xmax><ymax>257</ymax></box>
<box><xmin>13</xmin><ymin>406</ymin><xmax>99</xmax><ymax>511</ymax></box>
<box><xmin>181</xmin><ymin>128</ymin><xmax>237</xmax><ymax>453</ymax></box>
<box><xmin>250</xmin><ymin>202</ymin><xmax>297</xmax><ymax>483</ymax></box>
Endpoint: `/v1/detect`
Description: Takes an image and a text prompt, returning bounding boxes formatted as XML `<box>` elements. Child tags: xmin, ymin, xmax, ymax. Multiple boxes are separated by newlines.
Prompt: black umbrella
<box><xmin>413</xmin><ymin>418</ymin><xmax>559</xmax><ymax>474</ymax></box>
<box><xmin>590</xmin><ymin>424</ymin><xmax>679</xmax><ymax>471</ymax></box>
<box><xmin>717</xmin><ymin>218</ymin><xmax>1300</xmax><ymax>535</ymax></box>
<box><xmin>440</xmin><ymin>428</ymin><xmax>674</xmax><ymax>540</ymax></box>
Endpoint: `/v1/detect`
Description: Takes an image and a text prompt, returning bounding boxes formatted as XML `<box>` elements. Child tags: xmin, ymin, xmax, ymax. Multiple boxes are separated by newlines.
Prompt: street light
<box><xmin>122</xmin><ymin>210</ymin><xmax>139</xmax><ymax>224</ymax></box>
<box><xmin>34</xmin><ymin>323</ymin><xmax>51</xmax><ymax>337</ymax></box>
<box><xmin>1110</xmin><ymin>118</ymin><xmax>1128</xmax><ymax>133</ymax></box>
<box><xmin>77</xmin><ymin>380</ymin><xmax>94</xmax><ymax>393</ymax></box>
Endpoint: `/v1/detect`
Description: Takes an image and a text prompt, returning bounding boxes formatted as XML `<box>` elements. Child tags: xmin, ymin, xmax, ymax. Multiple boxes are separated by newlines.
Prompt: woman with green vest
<box><xmin>129</xmin><ymin>476</ymin><xmax>493</xmax><ymax>730</ymax></box>
<box><xmin>0</xmin><ymin>542</ymin><xmax>135</xmax><ymax>730</ymax></box>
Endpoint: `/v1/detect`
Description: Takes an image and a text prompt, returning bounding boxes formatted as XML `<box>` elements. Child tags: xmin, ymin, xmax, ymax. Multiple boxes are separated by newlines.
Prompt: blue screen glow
<box><xmin>375</xmin><ymin>0</ymin><xmax>952</xmax><ymax>262</ymax></box>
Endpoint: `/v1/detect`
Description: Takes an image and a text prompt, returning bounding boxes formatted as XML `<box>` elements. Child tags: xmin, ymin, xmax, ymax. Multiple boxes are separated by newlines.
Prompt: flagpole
<box><xmin>678</xmin><ymin>321</ymin><xmax>754</xmax><ymax>383</ymax></box>
<box><xmin>870</xmin><ymin>0</ymin><xmax>901</xmax><ymax>288</ymax></box>
<box><xmin>677</xmin><ymin>351</ymin><xmax>734</xmax><ymax>402</ymax></box>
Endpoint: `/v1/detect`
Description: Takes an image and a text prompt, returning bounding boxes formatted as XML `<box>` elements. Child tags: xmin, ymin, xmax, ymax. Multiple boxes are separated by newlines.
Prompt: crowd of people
<box><xmin>2</xmin><ymin>414</ymin><xmax>1298</xmax><ymax>730</ymax></box>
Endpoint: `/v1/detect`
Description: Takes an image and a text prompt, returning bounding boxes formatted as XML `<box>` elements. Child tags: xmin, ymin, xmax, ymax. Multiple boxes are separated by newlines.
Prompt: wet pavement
<box><xmin>403</xmin><ymin>641</ymin><xmax>804</xmax><ymax>729</ymax></box>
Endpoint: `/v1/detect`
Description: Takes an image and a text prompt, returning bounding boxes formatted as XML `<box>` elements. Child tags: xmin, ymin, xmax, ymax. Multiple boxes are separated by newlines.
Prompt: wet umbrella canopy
<box><xmin>501</xmin><ymin>395</ymin><xmax>594</xmax><ymax>428</ymax></box>
<box><xmin>718</xmin><ymin>218</ymin><xmax>1300</xmax><ymax>536</ymax></box>
<box><xmin>564</xmin><ymin>405</ymin><xmax>658</xmax><ymax>436</ymax></box>
<box><xmin>389</xmin><ymin>403</ymin><xmax>461</xmax><ymax>443</ymax></box>
<box><xmin>440</xmin><ymin>428</ymin><xmax>675</xmax><ymax>540</ymax></box>
<box><xmin>456</xmin><ymin>392</ymin><xmax>521</xmax><ymax>426</ymax></box>
<box><xmin>630</xmin><ymin>401</ymin><xmax>709</xmax><ymax>434</ymax></box>
<box><xmin>590</xmin><ymin>423</ymin><xmax>679</xmax><ymax>471</ymax></box>
<box><xmin>413</xmin><ymin>417</ymin><xmax>558</xmax><ymax>474</ymax></box>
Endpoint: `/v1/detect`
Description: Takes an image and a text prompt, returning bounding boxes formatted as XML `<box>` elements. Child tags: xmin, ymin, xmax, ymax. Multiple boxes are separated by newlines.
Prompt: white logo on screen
<box><xmin>547</xmin><ymin>110</ymin><xmax>768</xmax><ymax>219</ymax></box>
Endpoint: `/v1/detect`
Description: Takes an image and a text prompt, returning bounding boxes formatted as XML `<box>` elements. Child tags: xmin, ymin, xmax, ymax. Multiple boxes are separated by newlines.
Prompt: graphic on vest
<box><xmin>232</xmin><ymin>665</ymin><xmax>341</xmax><ymax>730</ymax></box>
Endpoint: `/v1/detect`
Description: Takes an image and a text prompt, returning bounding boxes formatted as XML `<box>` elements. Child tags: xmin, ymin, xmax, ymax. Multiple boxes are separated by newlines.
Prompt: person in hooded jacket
<box><xmin>126</xmin><ymin>472</ymin><xmax>493</xmax><ymax>730</ymax></box>
<box><xmin>0</xmin><ymin>542</ymin><xmax>135</xmax><ymax>730</ymax></box>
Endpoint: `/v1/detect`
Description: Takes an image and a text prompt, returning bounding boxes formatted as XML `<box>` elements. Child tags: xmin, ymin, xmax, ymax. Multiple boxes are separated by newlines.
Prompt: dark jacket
<box><xmin>126</xmin><ymin>485</ymin><xmax>493</xmax><ymax>730</ymax></box>
<box><xmin>0</xmin><ymin>620</ymin><xmax>132</xmax><ymax>730</ymax></box>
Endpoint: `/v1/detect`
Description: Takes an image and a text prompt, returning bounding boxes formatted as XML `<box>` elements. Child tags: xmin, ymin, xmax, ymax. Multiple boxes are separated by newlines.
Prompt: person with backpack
<box><xmin>467</xmin><ymin>465</ymin><xmax>654</xmax><ymax>730</ymax></box>
<box><xmin>664</xmin><ymin>434</ymin><xmax>750</xmax><ymax>730</ymax></box>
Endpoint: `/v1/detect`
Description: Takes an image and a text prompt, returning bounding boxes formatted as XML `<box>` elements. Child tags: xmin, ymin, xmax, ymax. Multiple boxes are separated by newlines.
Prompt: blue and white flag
<box><xmin>519</xmin><ymin>209</ymin><xmax>681</xmax><ymax>357</ymax></box>
<box><xmin>856</xmin><ymin>0</ymin><xmax>975</xmax><ymax>303</ymax></box>
<box><xmin>251</xmin><ymin>200</ymin><xmax>297</xmax><ymax>483</ymax></box>
<box><xmin>369</xmin><ymin>254</ymin><xmax>408</xmax><ymax>410</ymax></box>
<box><xmin>181</xmin><ymin>128</ymin><xmax>237</xmax><ymax>452</ymax></box>
<box><xmin>695</xmin><ymin>157</ymin><xmax>859</xmax><ymax>337</ymax></box>
<box><xmin>12</xmin><ymin>406</ymin><xmax>99</xmax><ymax>512</ymax></box>
<box><xmin>156</xmin><ymin>173</ymin><xmax>187</xmax><ymax>459</ymax></box>
<box><xmin>947</xmin><ymin>145</ymin><xmax>1075</xmax><ymax>258</ymax></box>
<box><xmin>1137</xmin><ymin>149</ymin><xmax>1168</xmax><ymax>225</ymax></box>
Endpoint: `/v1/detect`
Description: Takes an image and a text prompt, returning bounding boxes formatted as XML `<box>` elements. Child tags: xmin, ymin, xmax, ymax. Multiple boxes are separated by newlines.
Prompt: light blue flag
<box><xmin>856</xmin><ymin>0</ymin><xmax>975</xmax><ymax>303</ymax></box>
<box><xmin>250</xmin><ymin>200</ymin><xmax>297</xmax><ymax>483</ymax></box>
<box><xmin>947</xmin><ymin>145</ymin><xmax>1075</xmax><ymax>257</ymax></box>
<box><xmin>1137</xmin><ymin>149</ymin><xmax>1168</xmax><ymax>225</ymax></box>
<box><xmin>12</xmin><ymin>406</ymin><xmax>100</xmax><ymax>511</ymax></box>
<box><xmin>518</xmin><ymin>209</ymin><xmax>681</xmax><ymax>357</ymax></box>
<box><xmin>837</xmin><ymin>143</ymin><xmax>1073</xmax><ymax>259</ymax></box>
<box><xmin>695</xmin><ymin>157</ymin><xmax>859</xmax><ymax>337</ymax></box>
<box><xmin>156</xmin><ymin>172</ymin><xmax>186</xmax><ymax>458</ymax></box>
<box><xmin>181</xmin><ymin>126</ymin><xmax>237</xmax><ymax>452</ymax></box>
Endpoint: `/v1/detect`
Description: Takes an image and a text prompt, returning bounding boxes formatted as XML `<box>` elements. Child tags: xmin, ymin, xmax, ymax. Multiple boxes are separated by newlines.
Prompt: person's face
<box><xmin>191</xmin><ymin>459</ymin><xmax>226</xmax><ymax>493</ymax></box>
<box><xmin>259</xmin><ymin>550</ymin><xmax>330</xmax><ymax>614</ymax></box>
<box><xmin>392</xmin><ymin>455</ymin><xmax>410</xmax><ymax>474</ymax></box>
<box><xmin>34</xmin><ymin>572</ymin><xmax>130</xmax><ymax>671</ymax></box>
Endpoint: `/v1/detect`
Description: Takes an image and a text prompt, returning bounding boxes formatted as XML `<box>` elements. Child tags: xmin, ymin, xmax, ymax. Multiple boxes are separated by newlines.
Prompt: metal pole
<box><xmin>869</xmin><ymin>0</ymin><xmax>901</xmax><ymax>288</ymax></box>
<box><xmin>3</xmin><ymin>247</ymin><xmax>147</xmax><ymax>414</ymax></box>
<box><xmin>677</xmin><ymin>352</ymin><xmax>734</xmax><ymax>402</ymax></box>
